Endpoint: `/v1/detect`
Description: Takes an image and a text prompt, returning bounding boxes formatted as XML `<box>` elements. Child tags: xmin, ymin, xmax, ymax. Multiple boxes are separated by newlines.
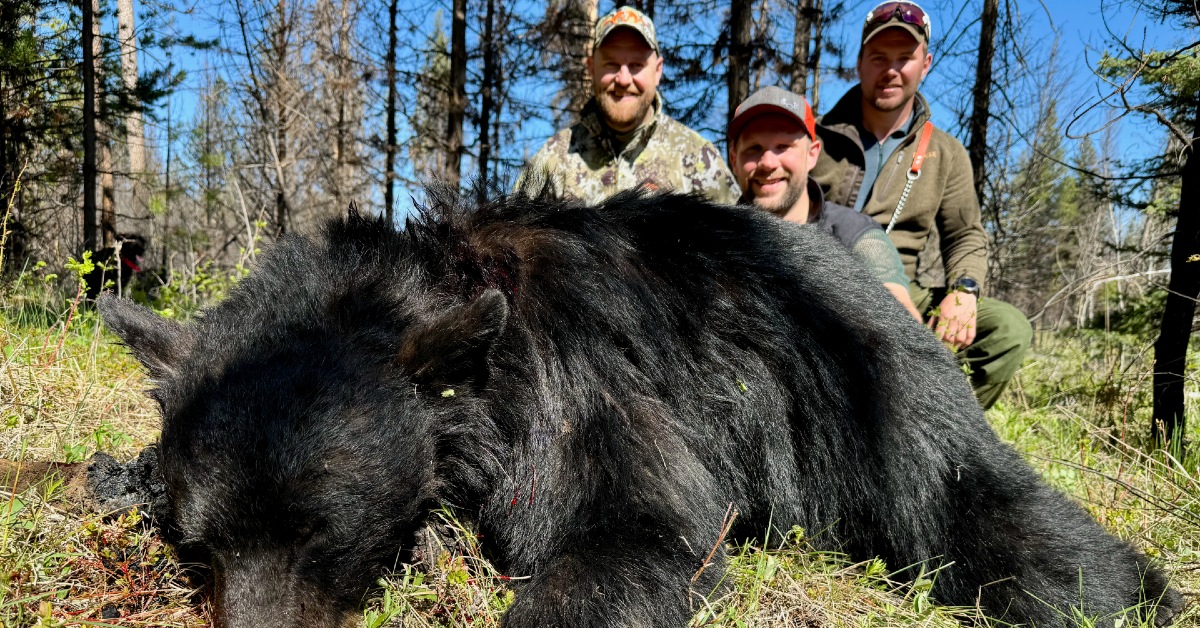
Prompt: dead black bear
<box><xmin>99</xmin><ymin>190</ymin><xmax>1181</xmax><ymax>628</ymax></box>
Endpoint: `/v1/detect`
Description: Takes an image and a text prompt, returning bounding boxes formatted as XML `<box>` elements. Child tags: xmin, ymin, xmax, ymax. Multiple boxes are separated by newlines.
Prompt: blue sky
<box><xmin>516</xmin><ymin>0</ymin><xmax>1189</xmax><ymax>179</ymax></box>
<box><xmin>131</xmin><ymin>0</ymin><xmax>1191</xmax><ymax>215</ymax></box>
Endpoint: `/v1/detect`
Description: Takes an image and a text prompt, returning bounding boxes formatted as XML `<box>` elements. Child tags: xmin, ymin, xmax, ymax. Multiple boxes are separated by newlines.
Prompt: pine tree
<box><xmin>1097</xmin><ymin>1</ymin><xmax>1199</xmax><ymax>451</ymax></box>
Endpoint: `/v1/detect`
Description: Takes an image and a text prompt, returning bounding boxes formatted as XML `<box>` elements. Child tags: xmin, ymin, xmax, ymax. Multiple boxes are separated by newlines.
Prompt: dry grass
<box><xmin>1</xmin><ymin>280</ymin><xmax>1197</xmax><ymax>627</ymax></box>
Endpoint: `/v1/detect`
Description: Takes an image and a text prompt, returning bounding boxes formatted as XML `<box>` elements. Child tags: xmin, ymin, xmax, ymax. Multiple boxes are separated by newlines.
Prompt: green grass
<box><xmin>1</xmin><ymin>273</ymin><xmax>1197</xmax><ymax>627</ymax></box>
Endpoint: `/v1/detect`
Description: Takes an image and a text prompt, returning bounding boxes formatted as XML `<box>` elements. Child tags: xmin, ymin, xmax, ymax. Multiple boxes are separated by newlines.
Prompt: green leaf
<box><xmin>1</xmin><ymin>497</ymin><xmax>27</xmax><ymax>525</ymax></box>
<box><xmin>446</xmin><ymin>567</ymin><xmax>469</xmax><ymax>585</ymax></box>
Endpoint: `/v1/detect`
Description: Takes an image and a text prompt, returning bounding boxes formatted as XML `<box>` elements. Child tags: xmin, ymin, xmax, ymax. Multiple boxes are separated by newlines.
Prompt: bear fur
<box><xmin>99</xmin><ymin>190</ymin><xmax>1181</xmax><ymax>627</ymax></box>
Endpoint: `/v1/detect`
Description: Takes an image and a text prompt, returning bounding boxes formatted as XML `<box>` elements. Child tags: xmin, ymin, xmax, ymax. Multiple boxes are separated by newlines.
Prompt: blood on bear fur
<box><xmin>99</xmin><ymin>189</ymin><xmax>1181</xmax><ymax>628</ymax></box>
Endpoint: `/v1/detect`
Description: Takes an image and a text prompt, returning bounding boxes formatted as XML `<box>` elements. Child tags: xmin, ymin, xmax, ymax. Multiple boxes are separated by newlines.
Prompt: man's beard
<box><xmin>751</xmin><ymin>175</ymin><xmax>807</xmax><ymax>218</ymax></box>
<box><xmin>868</xmin><ymin>83</ymin><xmax>917</xmax><ymax>113</ymax></box>
<box><xmin>596</xmin><ymin>88</ymin><xmax>656</xmax><ymax>132</ymax></box>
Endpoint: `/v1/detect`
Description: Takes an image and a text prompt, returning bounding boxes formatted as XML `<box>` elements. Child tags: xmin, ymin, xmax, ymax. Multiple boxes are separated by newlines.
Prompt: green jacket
<box><xmin>520</xmin><ymin>97</ymin><xmax>739</xmax><ymax>205</ymax></box>
<box><xmin>809</xmin><ymin>87</ymin><xmax>989</xmax><ymax>291</ymax></box>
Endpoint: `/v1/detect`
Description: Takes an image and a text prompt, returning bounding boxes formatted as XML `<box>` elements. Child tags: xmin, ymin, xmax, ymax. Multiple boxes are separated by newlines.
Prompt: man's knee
<box><xmin>975</xmin><ymin>298</ymin><xmax>1032</xmax><ymax>357</ymax></box>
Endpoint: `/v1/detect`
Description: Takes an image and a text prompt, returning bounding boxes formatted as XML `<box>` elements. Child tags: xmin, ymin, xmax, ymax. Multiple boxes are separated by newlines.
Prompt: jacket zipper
<box><xmin>875</xmin><ymin>132</ymin><xmax>920</xmax><ymax>205</ymax></box>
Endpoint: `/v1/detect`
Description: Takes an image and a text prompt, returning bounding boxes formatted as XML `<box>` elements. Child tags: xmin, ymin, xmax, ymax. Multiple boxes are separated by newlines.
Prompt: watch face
<box><xmin>956</xmin><ymin>278</ymin><xmax>979</xmax><ymax>294</ymax></box>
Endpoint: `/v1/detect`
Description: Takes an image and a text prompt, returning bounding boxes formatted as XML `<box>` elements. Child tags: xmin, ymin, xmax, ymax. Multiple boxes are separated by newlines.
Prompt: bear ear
<box><xmin>397</xmin><ymin>289</ymin><xmax>509</xmax><ymax>391</ymax></box>
<box><xmin>97</xmin><ymin>293</ymin><xmax>194</xmax><ymax>380</ymax></box>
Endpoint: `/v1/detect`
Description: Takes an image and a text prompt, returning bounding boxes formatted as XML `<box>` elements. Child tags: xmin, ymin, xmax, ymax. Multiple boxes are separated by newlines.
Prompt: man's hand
<box><xmin>883</xmin><ymin>282</ymin><xmax>924</xmax><ymax>323</ymax></box>
<box><xmin>928</xmin><ymin>292</ymin><xmax>977</xmax><ymax>350</ymax></box>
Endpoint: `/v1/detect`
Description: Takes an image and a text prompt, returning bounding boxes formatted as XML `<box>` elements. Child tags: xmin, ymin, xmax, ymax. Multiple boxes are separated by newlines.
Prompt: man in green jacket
<box><xmin>809</xmin><ymin>0</ymin><xmax>1031</xmax><ymax>409</ymax></box>
<box><xmin>519</xmin><ymin>6</ymin><xmax>738</xmax><ymax>204</ymax></box>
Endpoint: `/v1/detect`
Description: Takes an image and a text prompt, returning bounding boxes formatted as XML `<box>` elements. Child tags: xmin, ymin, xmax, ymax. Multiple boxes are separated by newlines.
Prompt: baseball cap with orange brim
<box><xmin>727</xmin><ymin>86</ymin><xmax>817</xmax><ymax>149</ymax></box>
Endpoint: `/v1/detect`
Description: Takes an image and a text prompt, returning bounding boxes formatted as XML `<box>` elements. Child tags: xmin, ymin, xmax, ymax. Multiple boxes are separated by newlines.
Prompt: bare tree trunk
<box><xmin>810</xmin><ymin>0</ymin><xmax>823</xmax><ymax>111</ymax></box>
<box><xmin>445</xmin><ymin>0</ymin><xmax>467</xmax><ymax>188</ymax></box>
<box><xmin>477</xmin><ymin>0</ymin><xmax>496</xmax><ymax>203</ymax></box>
<box><xmin>92</xmin><ymin>0</ymin><xmax>115</xmax><ymax>246</ymax></box>
<box><xmin>0</xmin><ymin>72</ymin><xmax>9</xmax><ymax>204</ymax></box>
<box><xmin>492</xmin><ymin>1</ymin><xmax>508</xmax><ymax>183</ymax></box>
<box><xmin>82</xmin><ymin>0</ymin><xmax>98</xmax><ymax>251</ymax></box>
<box><xmin>116</xmin><ymin>0</ymin><xmax>145</xmax><ymax>213</ymax></box>
<box><xmin>727</xmin><ymin>0</ymin><xmax>752</xmax><ymax>123</ymax></box>
<box><xmin>384</xmin><ymin>0</ymin><xmax>398</xmax><ymax>223</ymax></box>
<box><xmin>579</xmin><ymin>0</ymin><xmax>596</xmax><ymax>112</ymax></box>
<box><xmin>541</xmin><ymin>0</ymin><xmax>596</xmax><ymax>126</ymax></box>
<box><xmin>273</xmin><ymin>0</ymin><xmax>291</xmax><ymax>233</ymax></box>
<box><xmin>1152</xmin><ymin>96</ymin><xmax>1200</xmax><ymax>456</ymax></box>
<box><xmin>162</xmin><ymin>94</ymin><xmax>171</xmax><ymax>270</ymax></box>
<box><xmin>966</xmin><ymin>0</ymin><xmax>998</xmax><ymax>205</ymax></box>
<box><xmin>334</xmin><ymin>0</ymin><xmax>352</xmax><ymax>213</ymax></box>
<box><xmin>789</xmin><ymin>0</ymin><xmax>812</xmax><ymax>95</ymax></box>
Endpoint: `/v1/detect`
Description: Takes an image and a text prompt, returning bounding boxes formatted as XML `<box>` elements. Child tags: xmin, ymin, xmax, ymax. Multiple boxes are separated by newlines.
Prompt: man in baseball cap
<box><xmin>518</xmin><ymin>6</ymin><xmax>737</xmax><ymax>204</ymax></box>
<box><xmin>808</xmin><ymin>0</ymin><xmax>1032</xmax><ymax>409</ymax></box>
<box><xmin>728</xmin><ymin>86</ymin><xmax>922</xmax><ymax>321</ymax></box>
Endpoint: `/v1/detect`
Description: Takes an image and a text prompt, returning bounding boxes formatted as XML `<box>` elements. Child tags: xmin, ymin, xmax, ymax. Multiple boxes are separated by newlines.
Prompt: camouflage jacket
<box><xmin>520</xmin><ymin>97</ymin><xmax>739</xmax><ymax>205</ymax></box>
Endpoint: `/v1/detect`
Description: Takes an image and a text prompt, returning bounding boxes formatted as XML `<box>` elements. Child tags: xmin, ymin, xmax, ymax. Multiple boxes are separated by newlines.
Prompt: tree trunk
<box><xmin>477</xmin><ymin>0</ymin><xmax>496</xmax><ymax>203</ymax></box>
<box><xmin>966</xmin><ymin>0</ymin><xmax>998</xmax><ymax>206</ymax></box>
<box><xmin>445</xmin><ymin>0</ymin><xmax>467</xmax><ymax>188</ymax></box>
<box><xmin>1152</xmin><ymin>96</ymin><xmax>1200</xmax><ymax>456</ymax></box>
<box><xmin>577</xmin><ymin>0</ymin><xmax>597</xmax><ymax>116</ymax></box>
<box><xmin>162</xmin><ymin>94</ymin><xmax>171</xmax><ymax>270</ymax></box>
<box><xmin>810</xmin><ymin>0</ymin><xmax>823</xmax><ymax>111</ymax></box>
<box><xmin>789</xmin><ymin>0</ymin><xmax>812</xmax><ymax>96</ymax></box>
<box><xmin>93</xmin><ymin>0</ymin><xmax>115</xmax><ymax>246</ymax></box>
<box><xmin>0</xmin><ymin>71</ymin><xmax>11</xmax><ymax>203</ymax></box>
<box><xmin>116</xmin><ymin>0</ymin><xmax>145</xmax><ymax>213</ymax></box>
<box><xmin>573</xmin><ymin>0</ymin><xmax>597</xmax><ymax>119</ymax></box>
<box><xmin>727</xmin><ymin>0</ymin><xmax>752</xmax><ymax>123</ymax></box>
<box><xmin>273</xmin><ymin>0</ymin><xmax>291</xmax><ymax>234</ymax></box>
<box><xmin>334</xmin><ymin>0</ymin><xmax>352</xmax><ymax>213</ymax></box>
<box><xmin>82</xmin><ymin>0</ymin><xmax>98</xmax><ymax>251</ymax></box>
<box><xmin>384</xmin><ymin>0</ymin><xmax>398</xmax><ymax>223</ymax></box>
<box><xmin>492</xmin><ymin>1</ymin><xmax>507</xmax><ymax>183</ymax></box>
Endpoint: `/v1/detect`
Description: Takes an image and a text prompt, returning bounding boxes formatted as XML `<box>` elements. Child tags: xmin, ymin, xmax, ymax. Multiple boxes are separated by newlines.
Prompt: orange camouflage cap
<box><xmin>593</xmin><ymin>6</ymin><xmax>658</xmax><ymax>53</ymax></box>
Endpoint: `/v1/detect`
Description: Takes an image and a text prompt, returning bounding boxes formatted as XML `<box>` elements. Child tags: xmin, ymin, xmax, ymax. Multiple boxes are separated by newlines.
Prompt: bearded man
<box><xmin>728</xmin><ymin>86</ymin><xmax>923</xmax><ymax>321</ymax></box>
<box><xmin>521</xmin><ymin>6</ymin><xmax>738</xmax><ymax>204</ymax></box>
<box><xmin>809</xmin><ymin>0</ymin><xmax>1032</xmax><ymax>409</ymax></box>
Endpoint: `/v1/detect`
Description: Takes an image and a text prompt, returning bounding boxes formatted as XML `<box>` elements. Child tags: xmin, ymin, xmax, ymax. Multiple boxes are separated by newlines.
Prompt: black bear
<box><xmin>84</xmin><ymin>234</ymin><xmax>146</xmax><ymax>299</ymax></box>
<box><xmin>99</xmin><ymin>190</ymin><xmax>1182</xmax><ymax>628</ymax></box>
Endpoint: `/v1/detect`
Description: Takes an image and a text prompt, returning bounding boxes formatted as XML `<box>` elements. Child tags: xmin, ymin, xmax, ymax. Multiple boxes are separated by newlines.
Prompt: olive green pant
<box><xmin>908</xmin><ymin>283</ymin><xmax>1033</xmax><ymax>410</ymax></box>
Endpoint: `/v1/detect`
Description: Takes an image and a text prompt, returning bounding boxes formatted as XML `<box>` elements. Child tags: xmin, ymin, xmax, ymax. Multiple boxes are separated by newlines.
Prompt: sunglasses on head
<box><xmin>866</xmin><ymin>2</ymin><xmax>931</xmax><ymax>38</ymax></box>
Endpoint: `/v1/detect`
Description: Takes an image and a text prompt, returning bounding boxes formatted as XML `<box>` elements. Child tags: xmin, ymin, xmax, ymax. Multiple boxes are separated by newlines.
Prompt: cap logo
<box><xmin>600</xmin><ymin>7</ymin><xmax>646</xmax><ymax>29</ymax></box>
<box><xmin>594</xmin><ymin>5</ymin><xmax>658</xmax><ymax>52</ymax></box>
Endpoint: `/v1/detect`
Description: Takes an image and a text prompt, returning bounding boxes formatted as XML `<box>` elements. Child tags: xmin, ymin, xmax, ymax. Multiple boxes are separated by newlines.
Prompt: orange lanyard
<box><xmin>885</xmin><ymin>121</ymin><xmax>935</xmax><ymax>234</ymax></box>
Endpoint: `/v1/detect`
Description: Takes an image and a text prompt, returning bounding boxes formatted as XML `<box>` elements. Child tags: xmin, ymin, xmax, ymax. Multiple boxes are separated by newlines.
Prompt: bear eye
<box><xmin>294</xmin><ymin>520</ymin><xmax>321</xmax><ymax>545</ymax></box>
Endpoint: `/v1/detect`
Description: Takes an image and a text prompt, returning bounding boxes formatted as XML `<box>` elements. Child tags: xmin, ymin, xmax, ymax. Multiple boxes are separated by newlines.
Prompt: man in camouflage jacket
<box><xmin>520</xmin><ymin>6</ymin><xmax>738</xmax><ymax>205</ymax></box>
<box><xmin>810</xmin><ymin>1</ymin><xmax>1031</xmax><ymax>409</ymax></box>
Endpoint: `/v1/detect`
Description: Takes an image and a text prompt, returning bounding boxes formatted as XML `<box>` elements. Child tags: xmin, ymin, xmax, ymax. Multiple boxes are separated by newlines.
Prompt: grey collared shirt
<box><xmin>853</xmin><ymin>113</ymin><xmax>914</xmax><ymax>212</ymax></box>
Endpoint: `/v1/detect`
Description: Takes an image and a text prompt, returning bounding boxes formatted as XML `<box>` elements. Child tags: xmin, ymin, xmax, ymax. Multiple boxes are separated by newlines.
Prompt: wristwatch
<box><xmin>952</xmin><ymin>277</ymin><xmax>981</xmax><ymax>297</ymax></box>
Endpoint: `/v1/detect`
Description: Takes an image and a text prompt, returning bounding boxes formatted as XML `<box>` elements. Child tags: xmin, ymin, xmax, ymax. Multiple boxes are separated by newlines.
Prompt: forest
<box><xmin>1</xmin><ymin>0</ymin><xmax>1197</xmax><ymax>439</ymax></box>
<box><xmin>0</xmin><ymin>0</ymin><xmax>1198</xmax><ymax>625</ymax></box>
